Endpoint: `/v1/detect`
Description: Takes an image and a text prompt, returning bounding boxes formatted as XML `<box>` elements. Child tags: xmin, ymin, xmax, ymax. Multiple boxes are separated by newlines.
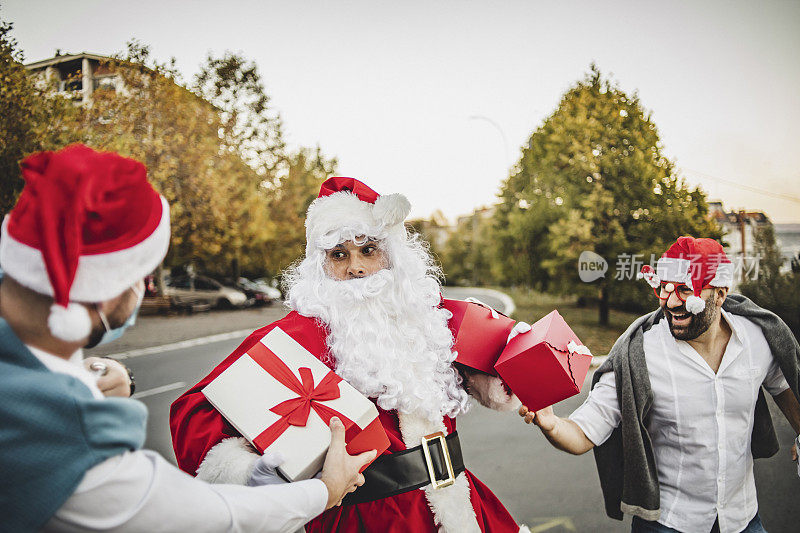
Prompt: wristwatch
<box><xmin>126</xmin><ymin>364</ymin><xmax>136</xmax><ymax>396</ymax></box>
<box><xmin>100</xmin><ymin>356</ymin><xmax>135</xmax><ymax>397</ymax></box>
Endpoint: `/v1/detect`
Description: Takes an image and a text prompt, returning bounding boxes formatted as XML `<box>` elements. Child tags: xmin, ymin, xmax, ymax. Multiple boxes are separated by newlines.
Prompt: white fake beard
<box><xmin>286</xmin><ymin>259</ymin><xmax>470</xmax><ymax>423</ymax></box>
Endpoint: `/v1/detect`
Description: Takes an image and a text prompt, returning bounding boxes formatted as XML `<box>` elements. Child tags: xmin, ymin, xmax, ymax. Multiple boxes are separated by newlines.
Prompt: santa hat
<box><xmin>304</xmin><ymin>177</ymin><xmax>411</xmax><ymax>255</ymax></box>
<box><xmin>0</xmin><ymin>144</ymin><xmax>170</xmax><ymax>341</ymax></box>
<box><xmin>637</xmin><ymin>236</ymin><xmax>733</xmax><ymax>314</ymax></box>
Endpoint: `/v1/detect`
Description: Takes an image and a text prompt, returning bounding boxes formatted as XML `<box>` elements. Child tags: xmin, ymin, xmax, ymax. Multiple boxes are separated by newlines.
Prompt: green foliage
<box><xmin>493</xmin><ymin>65</ymin><xmax>722</xmax><ymax>322</ymax></box>
<box><xmin>0</xmin><ymin>18</ymin><xmax>29</xmax><ymax>215</ymax></box>
<box><xmin>739</xmin><ymin>225</ymin><xmax>800</xmax><ymax>338</ymax></box>
<box><xmin>260</xmin><ymin>147</ymin><xmax>338</xmax><ymax>277</ymax></box>
<box><xmin>194</xmin><ymin>52</ymin><xmax>285</xmax><ymax>176</ymax></box>
<box><xmin>436</xmin><ymin>210</ymin><xmax>495</xmax><ymax>286</ymax></box>
<box><xmin>0</xmin><ymin>17</ymin><xmax>76</xmax><ymax>215</ymax></box>
<box><xmin>1</xmin><ymin>27</ymin><xmax>331</xmax><ymax>280</ymax></box>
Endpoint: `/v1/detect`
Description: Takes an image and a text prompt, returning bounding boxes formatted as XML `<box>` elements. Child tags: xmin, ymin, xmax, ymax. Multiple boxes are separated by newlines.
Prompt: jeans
<box><xmin>631</xmin><ymin>513</ymin><xmax>766</xmax><ymax>533</ymax></box>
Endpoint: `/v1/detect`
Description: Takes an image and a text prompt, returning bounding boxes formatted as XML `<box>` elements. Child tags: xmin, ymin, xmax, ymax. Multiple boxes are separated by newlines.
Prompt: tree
<box><xmin>3</xmin><ymin>31</ymin><xmax>335</xmax><ymax>281</ymax></box>
<box><xmin>259</xmin><ymin>147</ymin><xmax>337</xmax><ymax>277</ymax></box>
<box><xmin>739</xmin><ymin>225</ymin><xmax>800</xmax><ymax>337</ymax></box>
<box><xmin>194</xmin><ymin>52</ymin><xmax>285</xmax><ymax>177</ymax></box>
<box><xmin>494</xmin><ymin>65</ymin><xmax>722</xmax><ymax>323</ymax></box>
<box><xmin>0</xmin><ymin>16</ymin><xmax>75</xmax><ymax>215</ymax></box>
<box><xmin>0</xmin><ymin>17</ymin><xmax>32</xmax><ymax>215</ymax></box>
<box><xmin>43</xmin><ymin>41</ymin><xmax>282</xmax><ymax>279</ymax></box>
<box><xmin>437</xmin><ymin>209</ymin><xmax>495</xmax><ymax>286</ymax></box>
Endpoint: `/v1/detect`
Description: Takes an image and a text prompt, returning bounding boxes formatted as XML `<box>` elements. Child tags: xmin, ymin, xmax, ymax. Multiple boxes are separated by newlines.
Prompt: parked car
<box><xmin>165</xmin><ymin>275</ymin><xmax>248</xmax><ymax>309</ymax></box>
<box><xmin>252</xmin><ymin>277</ymin><xmax>283</xmax><ymax>301</ymax></box>
<box><xmin>233</xmin><ymin>277</ymin><xmax>280</xmax><ymax>306</ymax></box>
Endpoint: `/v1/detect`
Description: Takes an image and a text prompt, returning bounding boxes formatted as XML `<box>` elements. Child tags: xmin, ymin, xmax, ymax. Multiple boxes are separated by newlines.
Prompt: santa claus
<box><xmin>170</xmin><ymin>177</ymin><xmax>529</xmax><ymax>532</ymax></box>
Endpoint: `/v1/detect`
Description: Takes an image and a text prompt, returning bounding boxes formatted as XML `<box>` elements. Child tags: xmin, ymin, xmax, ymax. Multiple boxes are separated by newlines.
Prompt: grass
<box><xmin>504</xmin><ymin>287</ymin><xmax>642</xmax><ymax>356</ymax></box>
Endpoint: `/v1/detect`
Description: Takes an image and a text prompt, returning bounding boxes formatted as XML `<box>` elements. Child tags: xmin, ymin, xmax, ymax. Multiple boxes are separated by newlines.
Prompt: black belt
<box><xmin>343</xmin><ymin>431</ymin><xmax>465</xmax><ymax>506</ymax></box>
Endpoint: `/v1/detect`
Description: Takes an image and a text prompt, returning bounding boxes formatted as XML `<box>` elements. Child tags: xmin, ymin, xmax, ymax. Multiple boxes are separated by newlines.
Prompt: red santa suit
<box><xmin>171</xmin><ymin>177</ymin><xmax>528</xmax><ymax>532</ymax></box>
<box><xmin>170</xmin><ymin>311</ymin><xmax>524</xmax><ymax>533</ymax></box>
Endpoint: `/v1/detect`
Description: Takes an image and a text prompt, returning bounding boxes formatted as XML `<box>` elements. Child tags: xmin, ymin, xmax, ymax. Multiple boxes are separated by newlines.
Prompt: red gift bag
<box><xmin>494</xmin><ymin>310</ymin><xmax>592</xmax><ymax>412</ymax></box>
<box><xmin>443</xmin><ymin>298</ymin><xmax>516</xmax><ymax>375</ymax></box>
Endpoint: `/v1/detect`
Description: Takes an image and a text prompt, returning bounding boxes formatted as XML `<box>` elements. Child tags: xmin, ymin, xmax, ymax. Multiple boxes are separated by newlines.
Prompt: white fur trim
<box><xmin>465</xmin><ymin>372</ymin><xmax>519</xmax><ymax>412</ymax></box>
<box><xmin>685</xmin><ymin>295</ymin><xmax>705</xmax><ymax>314</ymax></box>
<box><xmin>397</xmin><ymin>412</ymin><xmax>481</xmax><ymax>533</ymax></box>
<box><xmin>655</xmin><ymin>257</ymin><xmax>691</xmax><ymax>285</ymax></box>
<box><xmin>48</xmin><ymin>302</ymin><xmax>92</xmax><ymax>341</ymax></box>
<box><xmin>373</xmin><ymin>193</ymin><xmax>411</xmax><ymax>227</ymax></box>
<box><xmin>397</xmin><ymin>411</ymin><xmax>446</xmax><ymax>448</ymax></box>
<box><xmin>0</xmin><ymin>196</ymin><xmax>170</xmax><ymax>303</ymax></box>
<box><xmin>519</xmin><ymin>526</ymin><xmax>531</xmax><ymax>532</ymax></box>
<box><xmin>196</xmin><ymin>437</ymin><xmax>259</xmax><ymax>485</ymax></box>
<box><xmin>709</xmin><ymin>261</ymin><xmax>733</xmax><ymax>288</ymax></box>
<box><xmin>424</xmin><ymin>472</ymin><xmax>481</xmax><ymax>533</ymax></box>
<box><xmin>304</xmin><ymin>191</ymin><xmax>408</xmax><ymax>255</ymax></box>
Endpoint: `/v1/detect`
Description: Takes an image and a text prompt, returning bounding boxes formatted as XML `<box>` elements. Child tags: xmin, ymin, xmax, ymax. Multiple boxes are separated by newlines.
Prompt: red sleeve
<box><xmin>168</xmin><ymin>312</ymin><xmax>331</xmax><ymax>475</ymax></box>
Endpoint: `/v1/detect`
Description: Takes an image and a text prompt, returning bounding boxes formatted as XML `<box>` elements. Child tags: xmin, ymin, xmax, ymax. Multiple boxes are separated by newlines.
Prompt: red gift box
<box><xmin>494</xmin><ymin>310</ymin><xmax>593</xmax><ymax>412</ymax></box>
<box><xmin>442</xmin><ymin>298</ymin><xmax>516</xmax><ymax>375</ymax></box>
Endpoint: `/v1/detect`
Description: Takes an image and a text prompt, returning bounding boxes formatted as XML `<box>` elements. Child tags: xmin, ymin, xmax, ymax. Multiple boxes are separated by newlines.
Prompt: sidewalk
<box><xmin>88</xmin><ymin>303</ymin><xmax>290</xmax><ymax>357</ymax></box>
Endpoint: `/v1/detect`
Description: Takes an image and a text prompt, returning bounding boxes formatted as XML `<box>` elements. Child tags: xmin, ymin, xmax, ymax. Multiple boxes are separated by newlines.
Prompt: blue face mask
<box><xmin>96</xmin><ymin>284</ymin><xmax>144</xmax><ymax>346</ymax></box>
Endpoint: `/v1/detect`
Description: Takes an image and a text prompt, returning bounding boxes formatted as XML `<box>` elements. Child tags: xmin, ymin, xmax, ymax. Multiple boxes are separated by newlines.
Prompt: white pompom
<box><xmin>373</xmin><ymin>193</ymin><xmax>411</xmax><ymax>227</ymax></box>
<box><xmin>685</xmin><ymin>295</ymin><xmax>706</xmax><ymax>315</ymax></box>
<box><xmin>48</xmin><ymin>303</ymin><xmax>92</xmax><ymax>341</ymax></box>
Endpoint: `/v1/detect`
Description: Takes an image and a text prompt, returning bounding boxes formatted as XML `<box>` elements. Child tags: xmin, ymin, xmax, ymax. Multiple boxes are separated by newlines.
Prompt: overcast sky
<box><xmin>5</xmin><ymin>0</ymin><xmax>799</xmax><ymax>222</ymax></box>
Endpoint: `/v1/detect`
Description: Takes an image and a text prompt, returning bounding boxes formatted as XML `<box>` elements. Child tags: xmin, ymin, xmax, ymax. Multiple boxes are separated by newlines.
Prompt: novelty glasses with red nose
<box><xmin>654</xmin><ymin>282</ymin><xmax>694</xmax><ymax>302</ymax></box>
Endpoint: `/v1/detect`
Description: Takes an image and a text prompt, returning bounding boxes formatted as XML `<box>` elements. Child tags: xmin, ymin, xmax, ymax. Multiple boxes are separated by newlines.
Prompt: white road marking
<box><xmin>107</xmin><ymin>329</ymin><xmax>254</xmax><ymax>360</ymax></box>
<box><xmin>529</xmin><ymin>517</ymin><xmax>576</xmax><ymax>532</ymax></box>
<box><xmin>134</xmin><ymin>381</ymin><xmax>187</xmax><ymax>399</ymax></box>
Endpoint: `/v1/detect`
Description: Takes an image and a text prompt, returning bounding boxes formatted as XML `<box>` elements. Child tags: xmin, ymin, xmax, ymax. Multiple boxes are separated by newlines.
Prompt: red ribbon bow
<box><xmin>247</xmin><ymin>341</ymin><xmax>356</xmax><ymax>452</ymax></box>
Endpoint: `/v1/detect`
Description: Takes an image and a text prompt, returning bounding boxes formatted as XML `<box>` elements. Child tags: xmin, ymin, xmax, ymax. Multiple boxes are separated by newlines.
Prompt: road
<box><xmin>92</xmin><ymin>289</ymin><xmax>797</xmax><ymax>532</ymax></box>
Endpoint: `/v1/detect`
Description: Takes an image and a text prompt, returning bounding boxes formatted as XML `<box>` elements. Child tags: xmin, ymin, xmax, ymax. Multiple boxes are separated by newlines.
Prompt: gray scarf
<box><xmin>591</xmin><ymin>293</ymin><xmax>800</xmax><ymax>520</ymax></box>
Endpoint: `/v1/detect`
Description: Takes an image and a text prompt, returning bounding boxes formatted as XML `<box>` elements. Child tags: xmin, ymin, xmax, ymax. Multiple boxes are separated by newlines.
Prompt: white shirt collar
<box><xmin>672</xmin><ymin>309</ymin><xmax>743</xmax><ymax>375</ymax></box>
<box><xmin>26</xmin><ymin>345</ymin><xmax>105</xmax><ymax>400</ymax></box>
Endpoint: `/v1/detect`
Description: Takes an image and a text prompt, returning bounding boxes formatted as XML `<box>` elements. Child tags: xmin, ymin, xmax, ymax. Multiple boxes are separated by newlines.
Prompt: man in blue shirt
<box><xmin>0</xmin><ymin>144</ymin><xmax>374</xmax><ymax>532</ymax></box>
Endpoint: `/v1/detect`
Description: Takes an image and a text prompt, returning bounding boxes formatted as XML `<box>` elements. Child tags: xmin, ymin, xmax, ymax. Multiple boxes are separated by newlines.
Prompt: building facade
<box><xmin>25</xmin><ymin>52</ymin><xmax>121</xmax><ymax>104</ymax></box>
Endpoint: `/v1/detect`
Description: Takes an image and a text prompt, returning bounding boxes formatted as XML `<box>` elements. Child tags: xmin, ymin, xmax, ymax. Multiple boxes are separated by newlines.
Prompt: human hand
<box><xmin>84</xmin><ymin>357</ymin><xmax>132</xmax><ymax>397</ymax></box>
<box><xmin>247</xmin><ymin>451</ymin><xmax>286</xmax><ymax>486</ymax></box>
<box><xmin>519</xmin><ymin>404</ymin><xmax>558</xmax><ymax>432</ymax></box>
<box><xmin>506</xmin><ymin>322</ymin><xmax>532</xmax><ymax>344</ymax></box>
<box><xmin>319</xmin><ymin>417</ymin><xmax>377</xmax><ymax>509</ymax></box>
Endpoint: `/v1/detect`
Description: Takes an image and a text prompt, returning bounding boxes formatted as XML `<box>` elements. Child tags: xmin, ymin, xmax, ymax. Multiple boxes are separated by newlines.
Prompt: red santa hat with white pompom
<box><xmin>0</xmin><ymin>144</ymin><xmax>170</xmax><ymax>342</ymax></box>
<box><xmin>638</xmin><ymin>236</ymin><xmax>733</xmax><ymax>314</ymax></box>
<box><xmin>304</xmin><ymin>177</ymin><xmax>411</xmax><ymax>255</ymax></box>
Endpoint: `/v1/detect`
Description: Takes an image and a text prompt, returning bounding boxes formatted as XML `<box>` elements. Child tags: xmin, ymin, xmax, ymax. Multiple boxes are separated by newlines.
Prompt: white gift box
<box><xmin>202</xmin><ymin>326</ymin><xmax>382</xmax><ymax>481</ymax></box>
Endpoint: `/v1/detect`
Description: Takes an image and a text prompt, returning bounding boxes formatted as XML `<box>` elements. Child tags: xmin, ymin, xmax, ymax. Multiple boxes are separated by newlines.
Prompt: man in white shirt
<box><xmin>0</xmin><ymin>144</ymin><xmax>374</xmax><ymax>532</ymax></box>
<box><xmin>519</xmin><ymin>237</ymin><xmax>800</xmax><ymax>533</ymax></box>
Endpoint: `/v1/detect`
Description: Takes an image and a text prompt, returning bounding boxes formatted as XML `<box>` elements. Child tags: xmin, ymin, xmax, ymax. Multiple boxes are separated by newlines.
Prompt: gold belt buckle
<box><xmin>421</xmin><ymin>432</ymin><xmax>455</xmax><ymax>489</ymax></box>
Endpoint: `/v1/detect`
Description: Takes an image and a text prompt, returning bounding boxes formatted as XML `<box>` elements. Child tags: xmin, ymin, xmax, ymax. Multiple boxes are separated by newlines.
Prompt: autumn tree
<box><xmin>260</xmin><ymin>147</ymin><xmax>337</xmax><ymax>277</ymax></box>
<box><xmin>3</xmin><ymin>31</ymin><xmax>335</xmax><ymax>281</ymax></box>
<box><xmin>494</xmin><ymin>66</ymin><xmax>721</xmax><ymax>324</ymax></box>
<box><xmin>36</xmin><ymin>41</ymin><xmax>281</xmax><ymax>281</ymax></box>
<box><xmin>0</xmin><ymin>16</ymin><xmax>76</xmax><ymax>215</ymax></box>
<box><xmin>0</xmin><ymin>17</ymin><xmax>33</xmax><ymax>215</ymax></box>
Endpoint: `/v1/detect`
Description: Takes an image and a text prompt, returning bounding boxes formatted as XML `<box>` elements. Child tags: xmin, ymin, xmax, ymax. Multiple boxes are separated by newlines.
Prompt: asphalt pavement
<box><xmin>90</xmin><ymin>290</ymin><xmax>797</xmax><ymax>533</ymax></box>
